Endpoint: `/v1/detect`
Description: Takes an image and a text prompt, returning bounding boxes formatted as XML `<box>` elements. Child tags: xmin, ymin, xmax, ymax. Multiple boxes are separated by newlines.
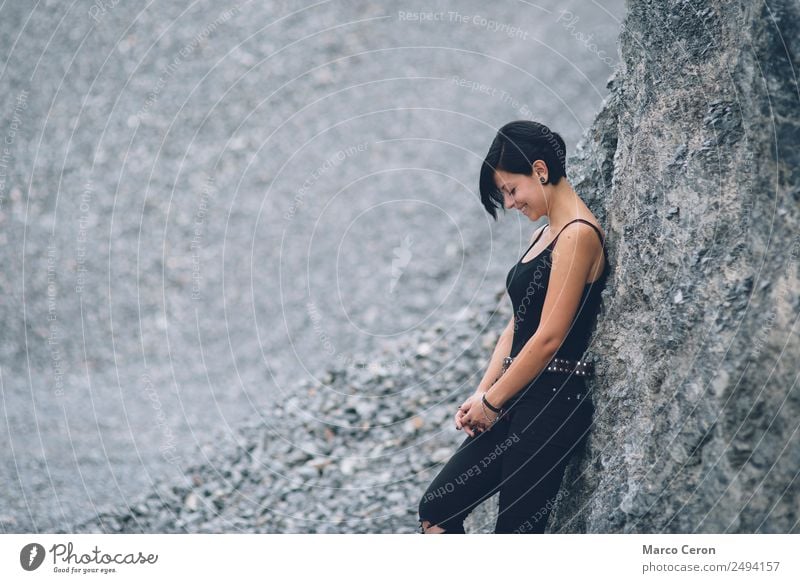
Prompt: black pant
<box><xmin>418</xmin><ymin>375</ymin><xmax>593</xmax><ymax>533</ymax></box>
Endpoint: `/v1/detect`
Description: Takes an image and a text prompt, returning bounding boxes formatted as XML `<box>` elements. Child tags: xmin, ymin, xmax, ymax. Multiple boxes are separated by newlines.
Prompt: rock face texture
<box><xmin>71</xmin><ymin>0</ymin><xmax>798</xmax><ymax>534</ymax></box>
<box><xmin>544</xmin><ymin>0</ymin><xmax>800</xmax><ymax>533</ymax></box>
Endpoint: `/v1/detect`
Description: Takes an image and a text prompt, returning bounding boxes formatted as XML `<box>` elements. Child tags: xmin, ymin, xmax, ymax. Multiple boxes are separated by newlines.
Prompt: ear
<box><xmin>532</xmin><ymin>160</ymin><xmax>549</xmax><ymax>182</ymax></box>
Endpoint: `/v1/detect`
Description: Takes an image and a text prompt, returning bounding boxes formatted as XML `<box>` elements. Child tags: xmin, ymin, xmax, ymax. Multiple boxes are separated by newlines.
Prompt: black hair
<box><xmin>478</xmin><ymin>120</ymin><xmax>567</xmax><ymax>220</ymax></box>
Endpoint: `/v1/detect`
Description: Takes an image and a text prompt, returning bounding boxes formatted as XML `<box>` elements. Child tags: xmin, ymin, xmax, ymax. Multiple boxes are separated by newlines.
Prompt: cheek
<box><xmin>524</xmin><ymin>188</ymin><xmax>541</xmax><ymax>204</ymax></box>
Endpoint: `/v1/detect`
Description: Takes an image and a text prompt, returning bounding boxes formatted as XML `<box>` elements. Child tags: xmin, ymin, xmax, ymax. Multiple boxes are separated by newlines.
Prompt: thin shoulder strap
<box><xmin>518</xmin><ymin>224</ymin><xmax>548</xmax><ymax>259</ymax></box>
<box><xmin>531</xmin><ymin>224</ymin><xmax>548</xmax><ymax>246</ymax></box>
<box><xmin>548</xmin><ymin>218</ymin><xmax>605</xmax><ymax>249</ymax></box>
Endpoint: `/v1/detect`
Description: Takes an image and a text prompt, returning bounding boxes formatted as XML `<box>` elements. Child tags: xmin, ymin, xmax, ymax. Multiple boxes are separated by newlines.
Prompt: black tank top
<box><xmin>505</xmin><ymin>218</ymin><xmax>610</xmax><ymax>360</ymax></box>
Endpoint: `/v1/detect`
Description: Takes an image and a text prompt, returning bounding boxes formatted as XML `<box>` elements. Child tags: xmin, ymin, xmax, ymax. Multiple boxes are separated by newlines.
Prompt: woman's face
<box><xmin>493</xmin><ymin>167</ymin><xmax>547</xmax><ymax>221</ymax></box>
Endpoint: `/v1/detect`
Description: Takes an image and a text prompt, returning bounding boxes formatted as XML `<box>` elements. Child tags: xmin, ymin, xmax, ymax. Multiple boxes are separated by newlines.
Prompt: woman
<box><xmin>418</xmin><ymin>120</ymin><xmax>610</xmax><ymax>534</ymax></box>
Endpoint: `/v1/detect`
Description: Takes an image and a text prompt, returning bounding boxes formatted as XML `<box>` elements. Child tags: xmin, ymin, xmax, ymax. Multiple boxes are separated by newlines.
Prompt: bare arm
<box><xmin>483</xmin><ymin>221</ymin><xmax>602</xmax><ymax>408</ymax></box>
<box><xmin>473</xmin><ymin>224</ymin><xmax>547</xmax><ymax>395</ymax></box>
<box><xmin>474</xmin><ymin>314</ymin><xmax>515</xmax><ymax>394</ymax></box>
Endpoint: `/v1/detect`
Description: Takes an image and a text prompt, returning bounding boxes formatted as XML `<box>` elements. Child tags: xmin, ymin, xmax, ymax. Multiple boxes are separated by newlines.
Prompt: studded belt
<box><xmin>500</xmin><ymin>356</ymin><xmax>594</xmax><ymax>377</ymax></box>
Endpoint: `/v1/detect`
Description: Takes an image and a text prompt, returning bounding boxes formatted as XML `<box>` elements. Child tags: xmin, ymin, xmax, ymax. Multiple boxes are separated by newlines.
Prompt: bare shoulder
<box><xmin>529</xmin><ymin>222</ymin><xmax>548</xmax><ymax>244</ymax></box>
<box><xmin>551</xmin><ymin>218</ymin><xmax>606</xmax><ymax>282</ymax></box>
<box><xmin>556</xmin><ymin>217</ymin><xmax>605</xmax><ymax>247</ymax></box>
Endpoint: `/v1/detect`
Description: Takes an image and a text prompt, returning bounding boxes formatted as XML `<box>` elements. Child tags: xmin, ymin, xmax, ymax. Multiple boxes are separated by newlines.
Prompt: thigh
<box><xmin>419</xmin><ymin>414</ymin><xmax>514</xmax><ymax>527</ymax></box>
<box><xmin>495</xmin><ymin>383</ymin><xmax>593</xmax><ymax>533</ymax></box>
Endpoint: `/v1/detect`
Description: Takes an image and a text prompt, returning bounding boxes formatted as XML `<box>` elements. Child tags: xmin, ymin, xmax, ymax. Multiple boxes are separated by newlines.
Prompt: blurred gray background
<box><xmin>0</xmin><ymin>0</ymin><xmax>625</xmax><ymax>531</ymax></box>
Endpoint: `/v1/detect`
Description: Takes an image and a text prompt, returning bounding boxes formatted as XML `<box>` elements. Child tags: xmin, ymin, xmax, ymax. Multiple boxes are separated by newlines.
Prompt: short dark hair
<box><xmin>478</xmin><ymin>120</ymin><xmax>567</xmax><ymax>220</ymax></box>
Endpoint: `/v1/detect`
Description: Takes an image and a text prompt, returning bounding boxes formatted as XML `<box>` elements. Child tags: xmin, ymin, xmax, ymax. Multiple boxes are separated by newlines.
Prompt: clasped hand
<box><xmin>454</xmin><ymin>391</ymin><xmax>500</xmax><ymax>437</ymax></box>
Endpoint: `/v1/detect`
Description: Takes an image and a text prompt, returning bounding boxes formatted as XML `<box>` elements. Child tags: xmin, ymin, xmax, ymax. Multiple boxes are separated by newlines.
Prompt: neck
<box><xmin>546</xmin><ymin>179</ymin><xmax>584</xmax><ymax>231</ymax></box>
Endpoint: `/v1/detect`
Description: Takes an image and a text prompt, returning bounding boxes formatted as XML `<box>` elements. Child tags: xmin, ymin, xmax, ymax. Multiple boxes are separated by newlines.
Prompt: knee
<box><xmin>419</xmin><ymin>520</ymin><xmax>446</xmax><ymax>534</ymax></box>
<box><xmin>418</xmin><ymin>495</ymin><xmax>462</xmax><ymax>534</ymax></box>
<box><xmin>417</xmin><ymin>496</ymin><xmax>435</xmax><ymax>532</ymax></box>
<box><xmin>418</xmin><ymin>489</ymin><xmax>438</xmax><ymax>522</ymax></box>
<box><xmin>418</xmin><ymin>499</ymin><xmax>466</xmax><ymax>534</ymax></box>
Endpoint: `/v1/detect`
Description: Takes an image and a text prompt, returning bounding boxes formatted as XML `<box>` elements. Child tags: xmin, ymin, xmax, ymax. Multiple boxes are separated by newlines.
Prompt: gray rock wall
<box><xmin>547</xmin><ymin>0</ymin><xmax>800</xmax><ymax>533</ymax></box>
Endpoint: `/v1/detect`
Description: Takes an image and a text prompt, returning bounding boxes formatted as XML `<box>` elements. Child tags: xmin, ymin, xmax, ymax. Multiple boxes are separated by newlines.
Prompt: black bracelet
<box><xmin>482</xmin><ymin>393</ymin><xmax>502</xmax><ymax>414</ymax></box>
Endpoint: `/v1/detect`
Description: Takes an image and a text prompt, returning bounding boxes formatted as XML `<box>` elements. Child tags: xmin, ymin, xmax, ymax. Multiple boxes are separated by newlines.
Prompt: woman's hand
<box><xmin>461</xmin><ymin>394</ymin><xmax>500</xmax><ymax>436</ymax></box>
<box><xmin>454</xmin><ymin>392</ymin><xmax>480</xmax><ymax>435</ymax></box>
<box><xmin>455</xmin><ymin>392</ymin><xmax>498</xmax><ymax>436</ymax></box>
